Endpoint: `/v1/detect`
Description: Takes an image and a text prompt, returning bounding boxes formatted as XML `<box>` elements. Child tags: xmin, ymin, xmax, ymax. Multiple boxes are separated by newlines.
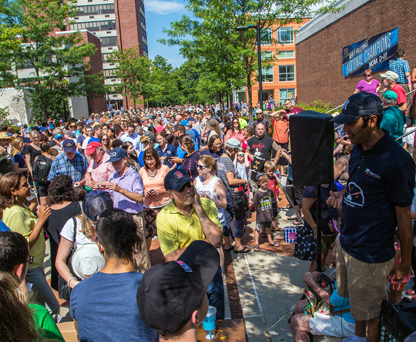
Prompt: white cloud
<box><xmin>145</xmin><ymin>0</ymin><xmax>185</xmax><ymax>15</ymax></box>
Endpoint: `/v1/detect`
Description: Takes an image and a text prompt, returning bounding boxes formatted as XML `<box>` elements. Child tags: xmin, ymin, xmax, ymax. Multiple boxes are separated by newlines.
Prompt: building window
<box><xmin>102</xmin><ymin>53</ymin><xmax>112</xmax><ymax>63</ymax></box>
<box><xmin>277</xmin><ymin>27</ymin><xmax>294</xmax><ymax>44</ymax></box>
<box><xmin>104</xmin><ymin>69</ymin><xmax>117</xmax><ymax>78</ymax></box>
<box><xmin>142</xmin><ymin>42</ymin><xmax>148</xmax><ymax>54</ymax></box>
<box><xmin>278</xmin><ymin>50</ymin><xmax>294</xmax><ymax>58</ymax></box>
<box><xmin>76</xmin><ymin>4</ymin><xmax>114</xmax><ymax>16</ymax></box>
<box><xmin>140</xmin><ymin>13</ymin><xmax>145</xmax><ymax>25</ymax></box>
<box><xmin>141</xmin><ymin>27</ymin><xmax>147</xmax><ymax>40</ymax></box>
<box><xmin>101</xmin><ymin>36</ymin><xmax>117</xmax><ymax>47</ymax></box>
<box><xmin>260</xmin><ymin>51</ymin><xmax>273</xmax><ymax>82</ymax></box>
<box><xmin>139</xmin><ymin>0</ymin><xmax>144</xmax><ymax>11</ymax></box>
<box><xmin>279</xmin><ymin>89</ymin><xmax>295</xmax><ymax>105</ymax></box>
<box><xmin>260</xmin><ymin>28</ymin><xmax>272</xmax><ymax>45</ymax></box>
<box><xmin>278</xmin><ymin>65</ymin><xmax>295</xmax><ymax>82</ymax></box>
<box><xmin>70</xmin><ymin>20</ymin><xmax>116</xmax><ymax>32</ymax></box>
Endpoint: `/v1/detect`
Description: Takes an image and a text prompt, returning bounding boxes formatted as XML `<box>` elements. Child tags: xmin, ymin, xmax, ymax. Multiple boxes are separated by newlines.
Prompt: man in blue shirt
<box><xmin>48</xmin><ymin>139</ymin><xmax>88</xmax><ymax>185</ymax></box>
<box><xmin>389</xmin><ymin>49</ymin><xmax>411</xmax><ymax>111</ymax></box>
<box><xmin>329</xmin><ymin>92</ymin><xmax>415</xmax><ymax>342</ymax></box>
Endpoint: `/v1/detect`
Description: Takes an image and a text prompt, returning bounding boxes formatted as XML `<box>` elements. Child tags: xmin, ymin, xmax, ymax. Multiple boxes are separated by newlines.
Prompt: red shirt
<box><xmin>284</xmin><ymin>106</ymin><xmax>304</xmax><ymax>120</ymax></box>
<box><xmin>392</xmin><ymin>84</ymin><xmax>407</xmax><ymax>106</ymax></box>
<box><xmin>267</xmin><ymin>175</ymin><xmax>278</xmax><ymax>200</ymax></box>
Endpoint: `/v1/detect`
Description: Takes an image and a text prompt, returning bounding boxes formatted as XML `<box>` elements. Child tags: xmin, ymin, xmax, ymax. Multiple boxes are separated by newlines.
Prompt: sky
<box><xmin>145</xmin><ymin>0</ymin><xmax>189</xmax><ymax>68</ymax></box>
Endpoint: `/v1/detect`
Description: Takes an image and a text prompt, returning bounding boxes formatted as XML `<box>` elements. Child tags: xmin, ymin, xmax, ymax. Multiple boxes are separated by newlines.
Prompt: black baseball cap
<box><xmin>164</xmin><ymin>169</ymin><xmax>192</xmax><ymax>191</ymax></box>
<box><xmin>82</xmin><ymin>190</ymin><xmax>113</xmax><ymax>221</ymax></box>
<box><xmin>331</xmin><ymin>92</ymin><xmax>383</xmax><ymax>124</ymax></box>
<box><xmin>136</xmin><ymin>240</ymin><xmax>220</xmax><ymax>335</ymax></box>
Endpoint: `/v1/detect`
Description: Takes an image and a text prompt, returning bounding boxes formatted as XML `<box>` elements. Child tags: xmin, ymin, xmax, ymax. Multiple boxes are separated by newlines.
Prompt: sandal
<box><xmin>288</xmin><ymin>215</ymin><xmax>297</xmax><ymax>220</ymax></box>
<box><xmin>293</xmin><ymin>220</ymin><xmax>303</xmax><ymax>225</ymax></box>
<box><xmin>224</xmin><ymin>245</ymin><xmax>234</xmax><ymax>251</ymax></box>
<box><xmin>254</xmin><ymin>245</ymin><xmax>260</xmax><ymax>252</ymax></box>
<box><xmin>234</xmin><ymin>246</ymin><xmax>251</xmax><ymax>254</ymax></box>
<box><xmin>268</xmin><ymin>242</ymin><xmax>280</xmax><ymax>247</ymax></box>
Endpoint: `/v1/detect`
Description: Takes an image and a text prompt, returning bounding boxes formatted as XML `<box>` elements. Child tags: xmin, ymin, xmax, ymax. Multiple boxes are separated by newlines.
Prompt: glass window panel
<box><xmin>277</xmin><ymin>27</ymin><xmax>294</xmax><ymax>44</ymax></box>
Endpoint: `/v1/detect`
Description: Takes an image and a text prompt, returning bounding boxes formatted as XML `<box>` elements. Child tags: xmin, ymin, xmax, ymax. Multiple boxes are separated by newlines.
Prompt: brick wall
<box><xmin>114</xmin><ymin>0</ymin><xmax>145</xmax><ymax>109</ymax></box>
<box><xmin>81</xmin><ymin>31</ymin><xmax>107</xmax><ymax>114</ymax></box>
<box><xmin>296</xmin><ymin>0</ymin><xmax>416</xmax><ymax>107</ymax></box>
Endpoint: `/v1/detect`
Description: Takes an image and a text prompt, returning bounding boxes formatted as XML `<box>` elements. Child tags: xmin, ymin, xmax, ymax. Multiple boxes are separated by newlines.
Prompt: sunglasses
<box><xmin>178</xmin><ymin>181</ymin><xmax>193</xmax><ymax>192</ymax></box>
<box><xmin>196</xmin><ymin>164</ymin><xmax>209</xmax><ymax>169</ymax></box>
<box><xmin>237</xmin><ymin>153</ymin><xmax>244</xmax><ymax>157</ymax></box>
<box><xmin>102</xmin><ymin>139</ymin><xmax>108</xmax><ymax>141</ymax></box>
<box><xmin>364</xmin><ymin>74</ymin><xmax>372</xmax><ymax>77</ymax></box>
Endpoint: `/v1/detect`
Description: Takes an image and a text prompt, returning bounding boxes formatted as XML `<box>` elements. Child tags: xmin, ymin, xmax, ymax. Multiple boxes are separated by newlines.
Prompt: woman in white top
<box><xmin>234</xmin><ymin>148</ymin><xmax>250</xmax><ymax>183</ymax></box>
<box><xmin>194</xmin><ymin>155</ymin><xmax>227</xmax><ymax>227</ymax></box>
<box><xmin>195</xmin><ymin>155</ymin><xmax>227</xmax><ymax>266</ymax></box>
<box><xmin>55</xmin><ymin>191</ymin><xmax>113</xmax><ymax>290</ymax></box>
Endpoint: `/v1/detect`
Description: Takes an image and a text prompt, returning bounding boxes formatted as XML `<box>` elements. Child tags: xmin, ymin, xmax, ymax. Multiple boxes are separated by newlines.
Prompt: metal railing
<box><xmin>333</xmin><ymin>88</ymin><xmax>416</xmax><ymax>132</ymax></box>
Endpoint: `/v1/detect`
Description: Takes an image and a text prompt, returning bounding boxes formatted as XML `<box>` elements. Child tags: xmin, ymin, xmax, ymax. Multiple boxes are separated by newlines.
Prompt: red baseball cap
<box><xmin>85</xmin><ymin>141</ymin><xmax>101</xmax><ymax>155</ymax></box>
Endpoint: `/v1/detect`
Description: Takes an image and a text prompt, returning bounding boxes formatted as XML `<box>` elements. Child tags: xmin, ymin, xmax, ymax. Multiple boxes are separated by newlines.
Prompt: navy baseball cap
<box><xmin>62</xmin><ymin>139</ymin><xmax>76</xmax><ymax>153</ymax></box>
<box><xmin>107</xmin><ymin>147</ymin><xmax>127</xmax><ymax>162</ymax></box>
<box><xmin>164</xmin><ymin>169</ymin><xmax>192</xmax><ymax>191</ymax></box>
<box><xmin>137</xmin><ymin>240</ymin><xmax>220</xmax><ymax>335</ymax></box>
<box><xmin>331</xmin><ymin>92</ymin><xmax>383</xmax><ymax>124</ymax></box>
<box><xmin>83</xmin><ymin>190</ymin><xmax>113</xmax><ymax>221</ymax></box>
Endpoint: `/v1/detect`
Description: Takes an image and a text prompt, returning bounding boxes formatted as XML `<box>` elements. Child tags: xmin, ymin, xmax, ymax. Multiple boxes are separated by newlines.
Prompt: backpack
<box><xmin>32</xmin><ymin>155</ymin><xmax>52</xmax><ymax>183</ymax></box>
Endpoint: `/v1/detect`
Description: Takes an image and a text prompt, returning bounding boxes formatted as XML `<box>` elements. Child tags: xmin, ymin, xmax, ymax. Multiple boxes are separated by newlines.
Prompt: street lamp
<box><xmin>236</xmin><ymin>24</ymin><xmax>263</xmax><ymax>113</ymax></box>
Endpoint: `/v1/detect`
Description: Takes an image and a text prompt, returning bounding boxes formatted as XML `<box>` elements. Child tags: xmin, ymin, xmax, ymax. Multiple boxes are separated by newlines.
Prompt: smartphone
<box><xmin>331</xmin><ymin>219</ymin><xmax>339</xmax><ymax>233</ymax></box>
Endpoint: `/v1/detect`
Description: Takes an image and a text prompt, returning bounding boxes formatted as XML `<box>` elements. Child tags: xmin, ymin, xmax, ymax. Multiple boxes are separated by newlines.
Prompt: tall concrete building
<box><xmin>71</xmin><ymin>0</ymin><xmax>148</xmax><ymax>110</ymax></box>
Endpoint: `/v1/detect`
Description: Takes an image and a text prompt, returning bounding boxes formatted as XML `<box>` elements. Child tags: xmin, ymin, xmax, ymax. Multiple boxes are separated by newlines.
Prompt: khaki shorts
<box><xmin>132</xmin><ymin>212</ymin><xmax>151</xmax><ymax>272</ymax></box>
<box><xmin>336</xmin><ymin>244</ymin><xmax>394</xmax><ymax>321</ymax></box>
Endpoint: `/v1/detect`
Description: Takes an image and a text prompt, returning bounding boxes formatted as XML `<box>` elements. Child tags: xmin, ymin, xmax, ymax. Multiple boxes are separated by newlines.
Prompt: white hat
<box><xmin>256</xmin><ymin>109</ymin><xmax>263</xmax><ymax>114</ymax></box>
<box><xmin>71</xmin><ymin>243</ymin><xmax>105</xmax><ymax>279</ymax></box>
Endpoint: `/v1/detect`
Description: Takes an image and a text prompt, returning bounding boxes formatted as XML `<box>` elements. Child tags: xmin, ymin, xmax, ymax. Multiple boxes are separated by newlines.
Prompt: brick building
<box><xmin>71</xmin><ymin>0</ymin><xmax>148</xmax><ymax>110</ymax></box>
<box><xmin>233</xmin><ymin>19</ymin><xmax>310</xmax><ymax>107</ymax></box>
<box><xmin>296</xmin><ymin>0</ymin><xmax>416</xmax><ymax>107</ymax></box>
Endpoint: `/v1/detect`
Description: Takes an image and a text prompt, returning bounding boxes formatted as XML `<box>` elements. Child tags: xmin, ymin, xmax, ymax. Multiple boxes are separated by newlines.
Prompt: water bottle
<box><xmin>203</xmin><ymin>306</ymin><xmax>217</xmax><ymax>340</ymax></box>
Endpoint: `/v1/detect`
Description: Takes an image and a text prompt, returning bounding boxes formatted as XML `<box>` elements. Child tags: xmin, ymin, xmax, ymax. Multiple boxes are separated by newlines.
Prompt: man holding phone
<box><xmin>156</xmin><ymin>169</ymin><xmax>225</xmax><ymax>319</ymax></box>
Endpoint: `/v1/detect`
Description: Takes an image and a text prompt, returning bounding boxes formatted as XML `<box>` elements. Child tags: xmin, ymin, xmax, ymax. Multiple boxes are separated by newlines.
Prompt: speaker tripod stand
<box><xmin>315</xmin><ymin>185</ymin><xmax>324</xmax><ymax>273</ymax></box>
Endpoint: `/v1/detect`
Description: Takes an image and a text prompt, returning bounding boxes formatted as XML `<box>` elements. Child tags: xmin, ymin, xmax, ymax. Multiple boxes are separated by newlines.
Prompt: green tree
<box><xmin>148</xmin><ymin>55</ymin><xmax>179</xmax><ymax>107</ymax></box>
<box><xmin>107</xmin><ymin>45</ymin><xmax>151</xmax><ymax>109</ymax></box>
<box><xmin>160</xmin><ymin>0</ymin><xmax>336</xmax><ymax>123</ymax></box>
<box><xmin>0</xmin><ymin>0</ymin><xmax>105</xmax><ymax>121</ymax></box>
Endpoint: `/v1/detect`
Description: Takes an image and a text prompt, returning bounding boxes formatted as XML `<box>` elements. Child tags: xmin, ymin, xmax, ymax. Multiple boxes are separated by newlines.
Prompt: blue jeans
<box><xmin>207</xmin><ymin>266</ymin><xmax>225</xmax><ymax>319</ymax></box>
<box><xmin>26</xmin><ymin>266</ymin><xmax>60</xmax><ymax>315</ymax></box>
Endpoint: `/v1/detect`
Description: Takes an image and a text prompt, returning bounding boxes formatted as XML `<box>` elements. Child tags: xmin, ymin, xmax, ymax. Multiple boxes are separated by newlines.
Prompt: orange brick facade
<box><xmin>247</xmin><ymin>19</ymin><xmax>310</xmax><ymax>107</ymax></box>
<box><xmin>296</xmin><ymin>0</ymin><xmax>416</xmax><ymax>106</ymax></box>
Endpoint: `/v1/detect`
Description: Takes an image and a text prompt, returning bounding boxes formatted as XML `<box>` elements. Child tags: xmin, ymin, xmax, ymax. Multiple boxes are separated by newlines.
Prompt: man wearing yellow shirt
<box><xmin>157</xmin><ymin>169</ymin><xmax>225</xmax><ymax>319</ymax></box>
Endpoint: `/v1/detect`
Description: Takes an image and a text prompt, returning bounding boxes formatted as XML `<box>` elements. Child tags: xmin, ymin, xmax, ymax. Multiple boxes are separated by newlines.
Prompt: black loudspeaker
<box><xmin>380</xmin><ymin>298</ymin><xmax>416</xmax><ymax>342</ymax></box>
<box><xmin>290</xmin><ymin>111</ymin><xmax>334</xmax><ymax>186</ymax></box>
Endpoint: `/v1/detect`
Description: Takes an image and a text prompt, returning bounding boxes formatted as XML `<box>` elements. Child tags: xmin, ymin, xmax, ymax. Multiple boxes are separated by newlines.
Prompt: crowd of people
<box><xmin>0</xmin><ymin>48</ymin><xmax>416</xmax><ymax>342</ymax></box>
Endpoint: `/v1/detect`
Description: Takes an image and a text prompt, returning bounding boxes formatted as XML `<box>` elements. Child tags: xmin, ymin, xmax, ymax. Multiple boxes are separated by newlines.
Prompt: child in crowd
<box><xmin>234</xmin><ymin>148</ymin><xmax>250</xmax><ymax>195</ymax></box>
<box><xmin>264</xmin><ymin>161</ymin><xmax>281</xmax><ymax>231</ymax></box>
<box><xmin>252</xmin><ymin>173</ymin><xmax>280</xmax><ymax>252</ymax></box>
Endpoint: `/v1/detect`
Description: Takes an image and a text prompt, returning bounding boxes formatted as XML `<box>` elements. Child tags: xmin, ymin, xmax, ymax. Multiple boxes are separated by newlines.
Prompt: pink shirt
<box><xmin>88</xmin><ymin>153</ymin><xmax>116</xmax><ymax>187</ymax></box>
<box><xmin>139</xmin><ymin>165</ymin><xmax>171</xmax><ymax>208</ymax></box>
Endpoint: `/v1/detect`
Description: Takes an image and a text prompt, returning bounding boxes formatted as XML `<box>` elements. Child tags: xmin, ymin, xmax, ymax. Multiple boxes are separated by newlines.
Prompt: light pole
<box><xmin>236</xmin><ymin>24</ymin><xmax>263</xmax><ymax>113</ymax></box>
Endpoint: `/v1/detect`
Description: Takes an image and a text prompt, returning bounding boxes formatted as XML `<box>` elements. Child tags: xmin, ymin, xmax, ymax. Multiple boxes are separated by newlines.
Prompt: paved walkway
<box><xmin>43</xmin><ymin>180</ymin><xmax>338</xmax><ymax>341</ymax></box>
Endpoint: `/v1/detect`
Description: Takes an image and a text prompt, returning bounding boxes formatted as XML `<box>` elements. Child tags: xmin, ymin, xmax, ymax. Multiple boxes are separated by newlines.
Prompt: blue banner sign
<box><xmin>342</xmin><ymin>27</ymin><xmax>398</xmax><ymax>77</ymax></box>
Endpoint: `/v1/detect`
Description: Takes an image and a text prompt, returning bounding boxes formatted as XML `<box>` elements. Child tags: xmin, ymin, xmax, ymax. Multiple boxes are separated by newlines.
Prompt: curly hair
<box><xmin>0</xmin><ymin>172</ymin><xmax>26</xmax><ymax>209</ymax></box>
<box><xmin>48</xmin><ymin>175</ymin><xmax>75</xmax><ymax>205</ymax></box>
<box><xmin>96</xmin><ymin>209</ymin><xmax>141</xmax><ymax>260</ymax></box>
